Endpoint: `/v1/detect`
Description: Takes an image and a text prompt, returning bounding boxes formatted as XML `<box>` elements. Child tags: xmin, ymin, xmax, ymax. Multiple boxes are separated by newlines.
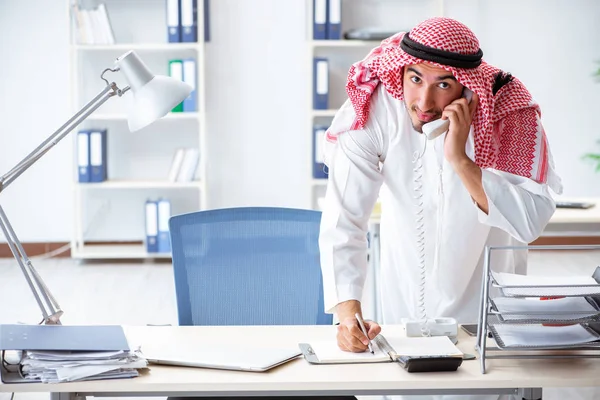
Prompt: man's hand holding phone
<box><xmin>443</xmin><ymin>89</ymin><xmax>478</xmax><ymax>164</ymax></box>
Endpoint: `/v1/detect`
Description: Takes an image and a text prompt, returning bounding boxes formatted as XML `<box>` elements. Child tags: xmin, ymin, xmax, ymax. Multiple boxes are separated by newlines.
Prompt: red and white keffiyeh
<box><xmin>326</xmin><ymin>17</ymin><xmax>561</xmax><ymax>192</ymax></box>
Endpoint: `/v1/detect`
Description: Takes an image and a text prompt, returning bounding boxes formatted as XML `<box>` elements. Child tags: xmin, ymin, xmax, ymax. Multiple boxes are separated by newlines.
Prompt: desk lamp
<box><xmin>0</xmin><ymin>51</ymin><xmax>192</xmax><ymax>324</ymax></box>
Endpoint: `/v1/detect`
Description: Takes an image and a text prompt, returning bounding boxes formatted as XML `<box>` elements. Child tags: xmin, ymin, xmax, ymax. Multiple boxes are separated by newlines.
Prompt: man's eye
<box><xmin>410</xmin><ymin>76</ymin><xmax>421</xmax><ymax>83</ymax></box>
<box><xmin>438</xmin><ymin>82</ymin><xmax>450</xmax><ymax>89</ymax></box>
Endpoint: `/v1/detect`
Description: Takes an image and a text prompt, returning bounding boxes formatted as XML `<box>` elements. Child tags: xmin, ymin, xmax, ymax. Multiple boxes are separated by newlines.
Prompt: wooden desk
<box><xmin>1</xmin><ymin>325</ymin><xmax>599</xmax><ymax>400</ymax></box>
<box><xmin>538</xmin><ymin>198</ymin><xmax>600</xmax><ymax>243</ymax></box>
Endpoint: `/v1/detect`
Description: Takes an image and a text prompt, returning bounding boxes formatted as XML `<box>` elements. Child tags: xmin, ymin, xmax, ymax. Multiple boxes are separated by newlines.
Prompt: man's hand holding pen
<box><xmin>334</xmin><ymin>300</ymin><xmax>381</xmax><ymax>353</ymax></box>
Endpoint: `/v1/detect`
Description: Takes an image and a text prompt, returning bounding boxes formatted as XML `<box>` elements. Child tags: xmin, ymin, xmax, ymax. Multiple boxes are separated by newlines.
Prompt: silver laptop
<box><xmin>144</xmin><ymin>346</ymin><xmax>301</xmax><ymax>372</ymax></box>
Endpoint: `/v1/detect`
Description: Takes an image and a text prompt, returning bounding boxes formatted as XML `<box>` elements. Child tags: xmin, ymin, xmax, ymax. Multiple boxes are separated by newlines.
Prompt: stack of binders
<box><xmin>312</xmin><ymin>0</ymin><xmax>341</xmax><ymax>40</ymax></box>
<box><xmin>77</xmin><ymin>129</ymin><xmax>108</xmax><ymax>183</ymax></box>
<box><xmin>168</xmin><ymin>59</ymin><xmax>197</xmax><ymax>112</ymax></box>
<box><xmin>145</xmin><ymin>199</ymin><xmax>172</xmax><ymax>254</ymax></box>
<box><xmin>167</xmin><ymin>0</ymin><xmax>200</xmax><ymax>43</ymax></box>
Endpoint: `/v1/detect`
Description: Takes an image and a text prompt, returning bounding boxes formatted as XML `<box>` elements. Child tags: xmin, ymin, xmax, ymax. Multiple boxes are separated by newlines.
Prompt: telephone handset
<box><xmin>422</xmin><ymin>88</ymin><xmax>473</xmax><ymax>140</ymax></box>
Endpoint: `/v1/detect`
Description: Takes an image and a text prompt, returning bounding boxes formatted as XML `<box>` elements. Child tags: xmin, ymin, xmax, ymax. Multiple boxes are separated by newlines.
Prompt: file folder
<box><xmin>166</xmin><ymin>0</ymin><xmax>181</xmax><ymax>43</ymax></box>
<box><xmin>313</xmin><ymin>58</ymin><xmax>329</xmax><ymax>110</ymax></box>
<box><xmin>181</xmin><ymin>0</ymin><xmax>198</xmax><ymax>42</ymax></box>
<box><xmin>0</xmin><ymin>324</ymin><xmax>129</xmax><ymax>352</ymax></box>
<box><xmin>157</xmin><ymin>199</ymin><xmax>172</xmax><ymax>253</ymax></box>
<box><xmin>327</xmin><ymin>0</ymin><xmax>341</xmax><ymax>40</ymax></box>
<box><xmin>77</xmin><ymin>130</ymin><xmax>90</xmax><ymax>183</ymax></box>
<box><xmin>182</xmin><ymin>58</ymin><xmax>197</xmax><ymax>112</ymax></box>
<box><xmin>313</xmin><ymin>125</ymin><xmax>328</xmax><ymax>179</ymax></box>
<box><xmin>313</xmin><ymin>0</ymin><xmax>327</xmax><ymax>40</ymax></box>
<box><xmin>145</xmin><ymin>200</ymin><xmax>159</xmax><ymax>253</ymax></box>
<box><xmin>89</xmin><ymin>129</ymin><xmax>107</xmax><ymax>182</ymax></box>
<box><xmin>169</xmin><ymin>60</ymin><xmax>184</xmax><ymax>112</ymax></box>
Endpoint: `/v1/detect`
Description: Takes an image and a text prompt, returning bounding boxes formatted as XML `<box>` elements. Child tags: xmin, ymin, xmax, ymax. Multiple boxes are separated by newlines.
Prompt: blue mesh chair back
<box><xmin>169</xmin><ymin>207</ymin><xmax>332</xmax><ymax>326</ymax></box>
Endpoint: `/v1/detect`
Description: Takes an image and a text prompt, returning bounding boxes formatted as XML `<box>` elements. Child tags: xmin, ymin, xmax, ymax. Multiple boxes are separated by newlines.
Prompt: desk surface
<box><xmin>1</xmin><ymin>325</ymin><xmax>599</xmax><ymax>395</ymax></box>
<box><xmin>369</xmin><ymin>198</ymin><xmax>600</xmax><ymax>225</ymax></box>
<box><xmin>548</xmin><ymin>198</ymin><xmax>600</xmax><ymax>224</ymax></box>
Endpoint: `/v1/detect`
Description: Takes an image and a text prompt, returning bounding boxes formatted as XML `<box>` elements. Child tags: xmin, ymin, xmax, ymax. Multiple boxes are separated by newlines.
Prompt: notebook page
<box><xmin>305</xmin><ymin>339</ymin><xmax>391</xmax><ymax>363</ymax></box>
<box><xmin>492</xmin><ymin>324</ymin><xmax>600</xmax><ymax>348</ymax></box>
<box><xmin>492</xmin><ymin>272</ymin><xmax>600</xmax><ymax>297</ymax></box>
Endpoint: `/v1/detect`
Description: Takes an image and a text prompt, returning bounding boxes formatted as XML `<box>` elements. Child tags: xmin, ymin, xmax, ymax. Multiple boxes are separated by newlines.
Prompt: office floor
<box><xmin>0</xmin><ymin>249</ymin><xmax>599</xmax><ymax>400</ymax></box>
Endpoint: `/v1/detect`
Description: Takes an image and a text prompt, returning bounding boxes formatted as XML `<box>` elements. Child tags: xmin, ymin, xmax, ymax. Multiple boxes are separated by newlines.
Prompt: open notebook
<box><xmin>299</xmin><ymin>335</ymin><xmax>463</xmax><ymax>372</ymax></box>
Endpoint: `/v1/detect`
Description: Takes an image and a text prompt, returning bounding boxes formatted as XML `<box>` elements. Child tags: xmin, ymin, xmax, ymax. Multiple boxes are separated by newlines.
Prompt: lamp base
<box><xmin>44</xmin><ymin>310</ymin><xmax>64</xmax><ymax>325</ymax></box>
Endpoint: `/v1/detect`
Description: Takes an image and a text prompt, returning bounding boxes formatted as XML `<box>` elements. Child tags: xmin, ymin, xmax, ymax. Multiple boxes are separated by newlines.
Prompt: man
<box><xmin>318</xmin><ymin>17</ymin><xmax>565</xmax><ymax>399</ymax></box>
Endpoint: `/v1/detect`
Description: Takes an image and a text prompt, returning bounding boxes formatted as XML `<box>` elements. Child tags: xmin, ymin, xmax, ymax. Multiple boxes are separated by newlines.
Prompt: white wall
<box><xmin>0</xmin><ymin>0</ymin><xmax>599</xmax><ymax>242</ymax></box>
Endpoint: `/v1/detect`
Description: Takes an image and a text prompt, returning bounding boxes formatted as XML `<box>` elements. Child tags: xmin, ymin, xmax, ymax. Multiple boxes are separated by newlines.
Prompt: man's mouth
<box><xmin>416</xmin><ymin>110</ymin><xmax>438</xmax><ymax>123</ymax></box>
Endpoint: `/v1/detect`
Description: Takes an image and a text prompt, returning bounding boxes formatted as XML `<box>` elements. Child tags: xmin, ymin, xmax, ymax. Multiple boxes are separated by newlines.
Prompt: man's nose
<box><xmin>417</xmin><ymin>89</ymin><xmax>435</xmax><ymax>111</ymax></box>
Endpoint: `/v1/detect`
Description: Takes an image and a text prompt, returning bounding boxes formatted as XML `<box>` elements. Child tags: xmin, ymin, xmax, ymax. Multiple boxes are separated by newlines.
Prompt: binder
<box><xmin>145</xmin><ymin>200</ymin><xmax>159</xmax><ymax>253</ymax></box>
<box><xmin>313</xmin><ymin>58</ymin><xmax>329</xmax><ymax>110</ymax></box>
<box><xmin>327</xmin><ymin>0</ymin><xmax>341</xmax><ymax>40</ymax></box>
<box><xmin>89</xmin><ymin>129</ymin><xmax>107</xmax><ymax>182</ymax></box>
<box><xmin>0</xmin><ymin>324</ymin><xmax>129</xmax><ymax>352</ymax></box>
<box><xmin>177</xmin><ymin>148</ymin><xmax>200</xmax><ymax>182</ymax></box>
<box><xmin>168</xmin><ymin>148</ymin><xmax>186</xmax><ymax>182</ymax></box>
<box><xmin>313</xmin><ymin>0</ymin><xmax>327</xmax><ymax>40</ymax></box>
<box><xmin>182</xmin><ymin>58</ymin><xmax>197</xmax><ymax>112</ymax></box>
<box><xmin>77</xmin><ymin>130</ymin><xmax>90</xmax><ymax>183</ymax></box>
<box><xmin>169</xmin><ymin>60</ymin><xmax>184</xmax><ymax>112</ymax></box>
<box><xmin>157</xmin><ymin>199</ymin><xmax>172</xmax><ymax>253</ymax></box>
<box><xmin>181</xmin><ymin>0</ymin><xmax>198</xmax><ymax>43</ymax></box>
<box><xmin>203</xmin><ymin>0</ymin><xmax>210</xmax><ymax>42</ymax></box>
<box><xmin>166</xmin><ymin>0</ymin><xmax>181</xmax><ymax>43</ymax></box>
<box><xmin>313</xmin><ymin>126</ymin><xmax>328</xmax><ymax>179</ymax></box>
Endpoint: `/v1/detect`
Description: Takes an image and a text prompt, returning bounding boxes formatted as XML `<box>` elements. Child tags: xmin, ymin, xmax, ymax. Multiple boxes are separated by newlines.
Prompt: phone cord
<box><xmin>412</xmin><ymin>138</ymin><xmax>430</xmax><ymax>337</ymax></box>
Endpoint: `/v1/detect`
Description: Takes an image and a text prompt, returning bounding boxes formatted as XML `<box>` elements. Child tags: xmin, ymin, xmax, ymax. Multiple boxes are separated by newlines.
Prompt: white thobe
<box><xmin>318</xmin><ymin>84</ymin><xmax>578</xmax><ymax>400</ymax></box>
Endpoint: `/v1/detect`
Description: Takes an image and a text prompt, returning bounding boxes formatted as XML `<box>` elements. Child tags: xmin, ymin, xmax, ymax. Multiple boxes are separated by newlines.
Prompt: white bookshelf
<box><xmin>306</xmin><ymin>0</ymin><xmax>445</xmax><ymax>210</ymax></box>
<box><xmin>69</xmin><ymin>0</ymin><xmax>207</xmax><ymax>259</ymax></box>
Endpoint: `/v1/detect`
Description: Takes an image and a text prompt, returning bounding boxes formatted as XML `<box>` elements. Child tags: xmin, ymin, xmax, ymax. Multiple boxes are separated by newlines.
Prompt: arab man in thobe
<box><xmin>319</xmin><ymin>16</ymin><xmax>596</xmax><ymax>400</ymax></box>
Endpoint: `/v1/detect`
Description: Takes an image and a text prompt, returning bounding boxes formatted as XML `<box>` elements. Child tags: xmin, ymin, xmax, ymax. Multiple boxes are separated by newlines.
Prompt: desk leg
<box><xmin>518</xmin><ymin>388</ymin><xmax>542</xmax><ymax>400</ymax></box>
<box><xmin>50</xmin><ymin>393</ymin><xmax>83</xmax><ymax>400</ymax></box>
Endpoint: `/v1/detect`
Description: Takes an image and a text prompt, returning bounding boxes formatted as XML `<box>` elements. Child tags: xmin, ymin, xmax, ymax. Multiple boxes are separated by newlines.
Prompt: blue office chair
<box><xmin>168</xmin><ymin>207</ymin><xmax>350</xmax><ymax>400</ymax></box>
<box><xmin>169</xmin><ymin>207</ymin><xmax>332</xmax><ymax>326</ymax></box>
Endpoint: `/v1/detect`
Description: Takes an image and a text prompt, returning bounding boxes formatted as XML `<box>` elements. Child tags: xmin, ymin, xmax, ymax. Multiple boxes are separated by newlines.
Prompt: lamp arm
<box><xmin>0</xmin><ymin>81</ymin><xmax>124</xmax><ymax>324</ymax></box>
<box><xmin>0</xmin><ymin>83</ymin><xmax>119</xmax><ymax>192</ymax></box>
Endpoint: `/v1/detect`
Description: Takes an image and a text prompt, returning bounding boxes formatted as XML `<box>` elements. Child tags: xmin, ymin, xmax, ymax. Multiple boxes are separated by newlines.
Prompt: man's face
<box><xmin>402</xmin><ymin>63</ymin><xmax>464</xmax><ymax>133</ymax></box>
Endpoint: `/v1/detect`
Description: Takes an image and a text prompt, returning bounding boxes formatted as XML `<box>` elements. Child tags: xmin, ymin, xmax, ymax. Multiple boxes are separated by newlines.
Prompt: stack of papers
<box><xmin>491</xmin><ymin>324</ymin><xmax>600</xmax><ymax>349</ymax></box>
<box><xmin>0</xmin><ymin>324</ymin><xmax>147</xmax><ymax>384</ymax></box>
<box><xmin>491</xmin><ymin>272</ymin><xmax>600</xmax><ymax>297</ymax></box>
<box><xmin>19</xmin><ymin>348</ymin><xmax>147</xmax><ymax>383</ymax></box>
<box><xmin>492</xmin><ymin>297</ymin><xmax>600</xmax><ymax>322</ymax></box>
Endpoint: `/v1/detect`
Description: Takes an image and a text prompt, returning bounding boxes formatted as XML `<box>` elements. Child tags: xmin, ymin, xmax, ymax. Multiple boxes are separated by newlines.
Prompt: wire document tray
<box><xmin>476</xmin><ymin>244</ymin><xmax>600</xmax><ymax>374</ymax></box>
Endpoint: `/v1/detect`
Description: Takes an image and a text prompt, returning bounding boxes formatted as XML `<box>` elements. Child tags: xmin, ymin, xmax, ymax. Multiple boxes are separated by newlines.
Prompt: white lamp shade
<box><xmin>115</xmin><ymin>51</ymin><xmax>193</xmax><ymax>132</ymax></box>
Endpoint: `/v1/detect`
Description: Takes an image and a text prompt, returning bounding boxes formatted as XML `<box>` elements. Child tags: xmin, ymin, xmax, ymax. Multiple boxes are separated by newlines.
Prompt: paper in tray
<box><xmin>491</xmin><ymin>297</ymin><xmax>600</xmax><ymax>324</ymax></box>
<box><xmin>491</xmin><ymin>272</ymin><xmax>600</xmax><ymax>297</ymax></box>
<box><xmin>489</xmin><ymin>323</ymin><xmax>600</xmax><ymax>350</ymax></box>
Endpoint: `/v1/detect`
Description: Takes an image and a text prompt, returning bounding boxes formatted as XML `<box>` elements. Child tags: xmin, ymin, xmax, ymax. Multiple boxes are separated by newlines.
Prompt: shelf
<box><xmin>87</xmin><ymin>112</ymin><xmax>200</xmax><ymax>121</ymax></box>
<box><xmin>74</xmin><ymin>43</ymin><xmax>200</xmax><ymax>51</ymax></box>
<box><xmin>71</xmin><ymin>243</ymin><xmax>171</xmax><ymax>260</ymax></box>
<box><xmin>312</xmin><ymin>109</ymin><xmax>338</xmax><ymax>117</ymax></box>
<box><xmin>76</xmin><ymin>180</ymin><xmax>202</xmax><ymax>189</ymax></box>
<box><xmin>310</xmin><ymin>40</ymin><xmax>377</xmax><ymax>48</ymax></box>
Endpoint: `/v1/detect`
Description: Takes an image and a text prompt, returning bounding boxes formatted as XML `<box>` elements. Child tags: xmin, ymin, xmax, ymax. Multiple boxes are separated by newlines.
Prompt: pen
<box><xmin>355</xmin><ymin>313</ymin><xmax>374</xmax><ymax>354</ymax></box>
